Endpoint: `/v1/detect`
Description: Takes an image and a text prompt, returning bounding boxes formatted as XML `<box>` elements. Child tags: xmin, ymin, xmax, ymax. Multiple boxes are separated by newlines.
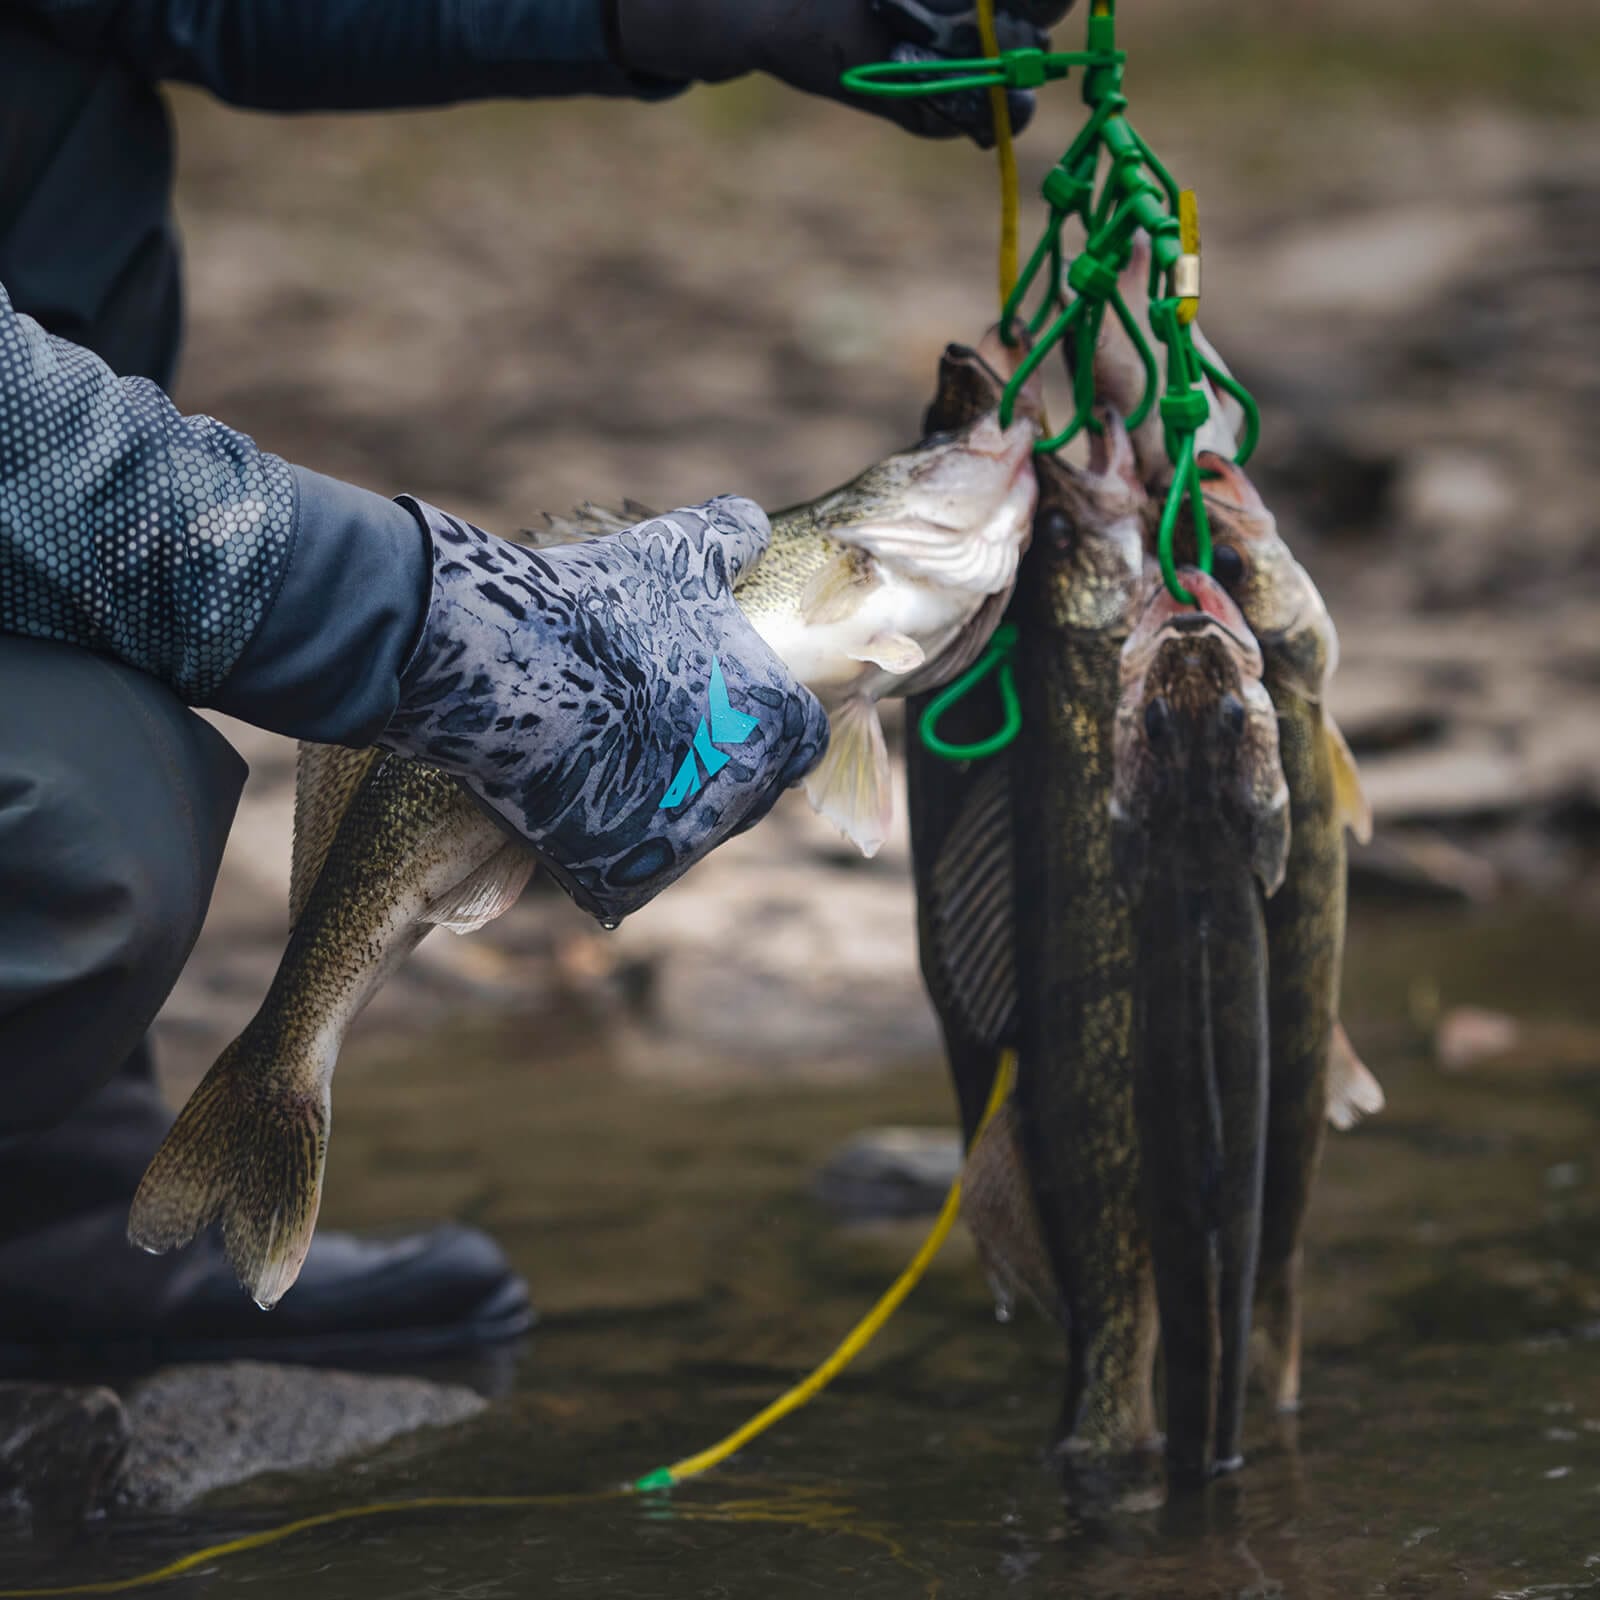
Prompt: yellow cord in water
<box><xmin>5</xmin><ymin>1057</ymin><xmax>1020</xmax><ymax>1597</ymax></box>
<box><xmin>640</xmin><ymin>1050</ymin><xmax>1017</xmax><ymax>1490</ymax></box>
<box><xmin>976</xmin><ymin>0</ymin><xmax>1021</xmax><ymax>306</ymax></box>
<box><xmin>0</xmin><ymin>1494</ymin><xmax>623</xmax><ymax>1598</ymax></box>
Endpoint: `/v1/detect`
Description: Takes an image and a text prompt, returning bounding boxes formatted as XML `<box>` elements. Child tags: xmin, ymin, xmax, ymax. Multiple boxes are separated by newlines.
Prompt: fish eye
<box><xmin>1144</xmin><ymin>696</ymin><xmax>1172</xmax><ymax>743</ymax></box>
<box><xmin>1218</xmin><ymin>694</ymin><xmax>1247</xmax><ymax>737</ymax></box>
<box><xmin>1036</xmin><ymin>507</ymin><xmax>1072</xmax><ymax>544</ymax></box>
<box><xmin>1211</xmin><ymin>543</ymin><xmax>1245</xmax><ymax>592</ymax></box>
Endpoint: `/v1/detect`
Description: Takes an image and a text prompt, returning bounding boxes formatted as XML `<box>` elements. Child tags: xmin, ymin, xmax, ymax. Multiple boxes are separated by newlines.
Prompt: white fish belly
<box><xmin>751</xmin><ymin>576</ymin><xmax>982</xmax><ymax>708</ymax></box>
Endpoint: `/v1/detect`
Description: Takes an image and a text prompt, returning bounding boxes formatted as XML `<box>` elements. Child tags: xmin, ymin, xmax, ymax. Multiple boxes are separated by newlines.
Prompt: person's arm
<box><xmin>15</xmin><ymin>0</ymin><xmax>654</xmax><ymax>110</ymax></box>
<box><xmin>0</xmin><ymin>277</ymin><xmax>428</xmax><ymax>743</ymax></box>
<box><xmin>0</xmin><ymin>280</ymin><xmax>829</xmax><ymax>920</ymax></box>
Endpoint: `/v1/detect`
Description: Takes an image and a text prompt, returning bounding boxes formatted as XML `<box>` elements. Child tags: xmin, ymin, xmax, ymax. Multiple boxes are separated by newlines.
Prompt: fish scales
<box><xmin>1112</xmin><ymin>568</ymin><xmax>1288</xmax><ymax>1486</ymax></box>
<box><xmin>1257</xmin><ymin>661</ymin><xmax>1343</xmax><ymax>1410</ymax></box>
<box><xmin>1131</xmin><ymin>856</ymin><xmax>1270</xmax><ymax>1482</ymax></box>
<box><xmin>1010</xmin><ymin>441</ymin><xmax>1158</xmax><ymax>1464</ymax></box>
<box><xmin>129</xmin><ymin>390</ymin><xmax>1040</xmax><ymax>1309</ymax></box>
<box><xmin>1194</xmin><ymin>453</ymin><xmax>1377</xmax><ymax>1414</ymax></box>
<box><xmin>129</xmin><ymin>755</ymin><xmax>519</xmax><ymax>1308</ymax></box>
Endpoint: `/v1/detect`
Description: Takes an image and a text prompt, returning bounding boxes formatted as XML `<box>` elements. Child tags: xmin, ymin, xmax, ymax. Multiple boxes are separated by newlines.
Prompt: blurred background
<box><xmin>157</xmin><ymin>0</ymin><xmax>1600</xmax><ymax>1088</ymax></box>
<box><xmin>100</xmin><ymin>0</ymin><xmax>1600</xmax><ymax>1584</ymax></box>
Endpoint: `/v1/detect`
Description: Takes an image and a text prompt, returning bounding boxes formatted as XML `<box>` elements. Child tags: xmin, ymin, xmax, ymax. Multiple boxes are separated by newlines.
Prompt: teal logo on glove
<box><xmin>659</xmin><ymin>657</ymin><xmax>760</xmax><ymax>810</ymax></box>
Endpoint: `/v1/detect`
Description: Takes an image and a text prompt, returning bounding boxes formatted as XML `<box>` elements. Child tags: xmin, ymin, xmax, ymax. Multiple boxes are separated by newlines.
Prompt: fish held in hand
<box><xmin>1112</xmin><ymin>567</ymin><xmax>1288</xmax><ymax>1486</ymax></box>
<box><xmin>128</xmin><ymin>392</ymin><xmax>1040</xmax><ymax>1311</ymax></box>
<box><xmin>540</xmin><ymin>407</ymin><xmax>1042</xmax><ymax>860</ymax></box>
<box><xmin>758</xmin><ymin>406</ymin><xmax>1040</xmax><ymax>857</ymax></box>
<box><xmin>128</xmin><ymin>750</ymin><xmax>526</xmax><ymax>1307</ymax></box>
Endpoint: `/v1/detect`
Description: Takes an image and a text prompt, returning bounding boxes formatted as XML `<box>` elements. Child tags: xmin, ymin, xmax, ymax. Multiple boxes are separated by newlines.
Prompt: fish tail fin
<box><xmin>802</xmin><ymin>695</ymin><xmax>893</xmax><ymax>858</ymax></box>
<box><xmin>1325</xmin><ymin>1020</ymin><xmax>1386</xmax><ymax>1130</ymax></box>
<box><xmin>128</xmin><ymin>1036</ymin><xmax>329</xmax><ymax>1310</ymax></box>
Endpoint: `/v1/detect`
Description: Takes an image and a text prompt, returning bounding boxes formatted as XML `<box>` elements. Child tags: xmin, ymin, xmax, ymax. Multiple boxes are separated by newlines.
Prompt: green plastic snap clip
<box><xmin>918</xmin><ymin>624</ymin><xmax>1023</xmax><ymax>763</ymax></box>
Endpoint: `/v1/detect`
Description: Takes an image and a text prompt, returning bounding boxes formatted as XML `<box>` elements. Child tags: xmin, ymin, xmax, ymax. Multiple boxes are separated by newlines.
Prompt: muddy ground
<box><xmin>151</xmin><ymin>0</ymin><xmax>1600</xmax><ymax>1096</ymax></box>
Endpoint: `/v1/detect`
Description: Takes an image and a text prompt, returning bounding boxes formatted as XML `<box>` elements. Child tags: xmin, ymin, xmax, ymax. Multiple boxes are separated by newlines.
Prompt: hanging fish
<box><xmin>1112</xmin><ymin>567</ymin><xmax>1289</xmax><ymax>1484</ymax></box>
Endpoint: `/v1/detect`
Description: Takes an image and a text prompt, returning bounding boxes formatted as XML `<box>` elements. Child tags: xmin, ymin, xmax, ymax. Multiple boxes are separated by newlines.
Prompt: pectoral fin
<box><xmin>1325</xmin><ymin>714</ymin><xmax>1373</xmax><ymax>844</ymax></box>
<box><xmin>1326</xmin><ymin>1020</ymin><xmax>1385</xmax><ymax>1130</ymax></box>
<box><xmin>803</xmin><ymin>695</ymin><xmax>893</xmax><ymax>858</ymax></box>
<box><xmin>422</xmin><ymin>843</ymin><xmax>538</xmax><ymax>935</ymax></box>
<box><xmin>849</xmin><ymin>631</ymin><xmax>926</xmax><ymax>675</ymax></box>
<box><xmin>800</xmin><ymin>549</ymin><xmax>877</xmax><ymax>625</ymax></box>
<box><xmin>961</xmin><ymin>1101</ymin><xmax>1063</xmax><ymax>1327</ymax></box>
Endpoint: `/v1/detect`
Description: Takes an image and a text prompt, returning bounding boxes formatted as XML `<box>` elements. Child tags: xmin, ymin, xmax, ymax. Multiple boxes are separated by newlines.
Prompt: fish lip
<box><xmin>1166</xmin><ymin>611</ymin><xmax>1257</xmax><ymax>656</ymax></box>
<box><xmin>964</xmin><ymin>410</ymin><xmax>1041</xmax><ymax>460</ymax></box>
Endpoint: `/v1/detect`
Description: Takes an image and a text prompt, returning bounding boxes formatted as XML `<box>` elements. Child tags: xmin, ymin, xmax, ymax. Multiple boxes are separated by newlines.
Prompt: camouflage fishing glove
<box><xmin>606</xmin><ymin>0</ymin><xmax>1076</xmax><ymax>145</ymax></box>
<box><xmin>382</xmin><ymin>498</ymin><xmax>830</xmax><ymax>925</ymax></box>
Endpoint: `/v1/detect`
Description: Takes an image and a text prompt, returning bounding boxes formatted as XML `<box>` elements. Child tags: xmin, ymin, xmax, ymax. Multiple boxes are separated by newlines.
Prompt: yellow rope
<box><xmin>1</xmin><ymin>38</ymin><xmax>1034</xmax><ymax>1593</ymax></box>
<box><xmin>977</xmin><ymin>0</ymin><xmax>1021</xmax><ymax>305</ymax></box>
<box><xmin>0</xmin><ymin>1494</ymin><xmax>623</xmax><ymax>1598</ymax></box>
<box><xmin>644</xmin><ymin>1049</ymin><xmax>1016</xmax><ymax>1487</ymax></box>
<box><xmin>2</xmin><ymin>1054</ymin><xmax>1019</xmax><ymax>1596</ymax></box>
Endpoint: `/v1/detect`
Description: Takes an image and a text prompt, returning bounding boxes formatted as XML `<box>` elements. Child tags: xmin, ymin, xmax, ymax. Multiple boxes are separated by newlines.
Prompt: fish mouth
<box><xmin>959</xmin><ymin>412</ymin><xmax>1043</xmax><ymax>480</ymax></box>
<box><xmin>1124</xmin><ymin>567</ymin><xmax>1260</xmax><ymax>679</ymax></box>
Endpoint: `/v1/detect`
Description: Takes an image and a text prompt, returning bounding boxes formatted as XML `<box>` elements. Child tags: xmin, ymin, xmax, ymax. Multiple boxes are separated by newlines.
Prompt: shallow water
<box><xmin>7</xmin><ymin>898</ymin><xmax>1600</xmax><ymax>1597</ymax></box>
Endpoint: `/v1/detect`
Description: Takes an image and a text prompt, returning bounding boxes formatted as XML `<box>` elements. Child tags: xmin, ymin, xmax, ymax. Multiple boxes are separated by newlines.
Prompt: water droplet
<box><xmin>600</xmin><ymin>916</ymin><xmax>621</xmax><ymax>932</ymax></box>
<box><xmin>987</xmin><ymin>1274</ymin><xmax>1015</xmax><ymax>1324</ymax></box>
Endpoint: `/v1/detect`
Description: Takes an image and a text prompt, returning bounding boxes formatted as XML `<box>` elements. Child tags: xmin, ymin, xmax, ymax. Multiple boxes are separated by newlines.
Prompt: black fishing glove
<box><xmin>382</xmin><ymin>498</ymin><xmax>830</xmax><ymax>925</ymax></box>
<box><xmin>606</xmin><ymin>1</ymin><xmax>1076</xmax><ymax>145</ymax></box>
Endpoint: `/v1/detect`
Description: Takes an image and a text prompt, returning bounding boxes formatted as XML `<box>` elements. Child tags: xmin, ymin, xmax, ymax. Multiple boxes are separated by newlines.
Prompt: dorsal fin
<box><xmin>516</xmin><ymin>501</ymin><xmax>657</xmax><ymax>549</ymax></box>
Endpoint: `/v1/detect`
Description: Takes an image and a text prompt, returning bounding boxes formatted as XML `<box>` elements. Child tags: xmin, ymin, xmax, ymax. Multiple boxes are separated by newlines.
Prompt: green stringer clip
<box><xmin>846</xmin><ymin>0</ymin><xmax>1265</xmax><ymax>613</ymax></box>
<box><xmin>918</xmin><ymin>623</ymin><xmax>1022</xmax><ymax>764</ymax></box>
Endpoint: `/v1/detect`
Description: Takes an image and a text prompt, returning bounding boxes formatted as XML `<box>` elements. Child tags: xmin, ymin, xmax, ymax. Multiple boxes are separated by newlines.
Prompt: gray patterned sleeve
<box><xmin>383</xmin><ymin>497</ymin><xmax>830</xmax><ymax>924</ymax></box>
<box><xmin>0</xmin><ymin>280</ymin><xmax>296</xmax><ymax>702</ymax></box>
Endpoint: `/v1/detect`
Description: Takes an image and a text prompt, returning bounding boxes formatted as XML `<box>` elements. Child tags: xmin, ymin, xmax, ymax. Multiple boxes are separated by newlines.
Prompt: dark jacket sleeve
<box><xmin>0</xmin><ymin>277</ymin><xmax>431</xmax><ymax>744</ymax></box>
<box><xmin>11</xmin><ymin>0</ymin><xmax>656</xmax><ymax>110</ymax></box>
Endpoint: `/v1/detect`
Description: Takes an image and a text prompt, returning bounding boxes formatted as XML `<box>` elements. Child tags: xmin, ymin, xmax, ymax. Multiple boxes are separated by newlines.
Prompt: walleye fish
<box><xmin>1009</xmin><ymin>412</ymin><xmax>1160</xmax><ymax>1469</ymax></box>
<box><xmin>1112</xmin><ymin>568</ymin><xmax>1289</xmax><ymax>1485</ymax></box>
<box><xmin>909</xmin><ymin>349</ymin><xmax>1158</xmax><ymax>1474</ymax></box>
<box><xmin>129</xmin><ymin>406</ymin><xmax>1041</xmax><ymax>1309</ymax></box>
<box><xmin>906</xmin><ymin>331</ymin><xmax>1033</xmax><ymax>1143</ymax></box>
<box><xmin>1197</xmin><ymin>454</ymin><xmax>1378</xmax><ymax>1412</ymax></box>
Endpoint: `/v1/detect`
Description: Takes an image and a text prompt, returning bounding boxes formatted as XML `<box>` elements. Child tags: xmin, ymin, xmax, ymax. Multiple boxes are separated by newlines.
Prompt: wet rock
<box><xmin>1437</xmin><ymin>1007</ymin><xmax>1522</xmax><ymax>1073</ymax></box>
<box><xmin>1348</xmin><ymin>830</ymin><xmax>1500</xmax><ymax>904</ymax></box>
<box><xmin>1435</xmin><ymin>1014</ymin><xmax>1600</xmax><ymax>1078</ymax></box>
<box><xmin>0</xmin><ymin>1383</ymin><xmax>129</xmax><ymax>1524</ymax></box>
<box><xmin>114</xmin><ymin>1362</ymin><xmax>484</xmax><ymax>1512</ymax></box>
<box><xmin>813</xmin><ymin>1127</ymin><xmax>962</xmax><ymax>1219</ymax></box>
